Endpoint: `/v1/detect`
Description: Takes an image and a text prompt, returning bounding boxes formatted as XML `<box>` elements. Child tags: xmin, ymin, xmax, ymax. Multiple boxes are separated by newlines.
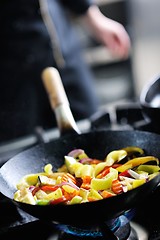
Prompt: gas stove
<box><xmin>0</xmin><ymin>100</ymin><xmax>160</xmax><ymax>240</ymax></box>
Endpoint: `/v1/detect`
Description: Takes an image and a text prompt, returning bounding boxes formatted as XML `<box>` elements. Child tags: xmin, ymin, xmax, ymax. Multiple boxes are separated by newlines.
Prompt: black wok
<box><xmin>140</xmin><ymin>74</ymin><xmax>160</xmax><ymax>124</ymax></box>
<box><xmin>0</xmin><ymin>68</ymin><xmax>160</xmax><ymax>228</ymax></box>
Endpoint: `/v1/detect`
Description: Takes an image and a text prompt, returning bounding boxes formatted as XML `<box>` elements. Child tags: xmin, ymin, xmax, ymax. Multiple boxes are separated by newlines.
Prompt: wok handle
<box><xmin>41</xmin><ymin>67</ymin><xmax>81</xmax><ymax>136</ymax></box>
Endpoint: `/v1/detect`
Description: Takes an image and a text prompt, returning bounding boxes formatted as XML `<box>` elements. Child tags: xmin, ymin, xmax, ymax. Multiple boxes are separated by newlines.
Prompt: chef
<box><xmin>0</xmin><ymin>0</ymin><xmax>130</xmax><ymax>142</ymax></box>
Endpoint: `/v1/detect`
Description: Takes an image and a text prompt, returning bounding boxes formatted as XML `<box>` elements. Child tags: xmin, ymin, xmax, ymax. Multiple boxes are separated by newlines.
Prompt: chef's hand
<box><xmin>82</xmin><ymin>5</ymin><xmax>131</xmax><ymax>59</ymax></box>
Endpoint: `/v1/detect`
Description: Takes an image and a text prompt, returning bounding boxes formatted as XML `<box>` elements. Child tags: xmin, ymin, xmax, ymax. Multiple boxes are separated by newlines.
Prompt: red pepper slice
<box><xmin>118</xmin><ymin>170</ymin><xmax>131</xmax><ymax>178</ymax></box>
<box><xmin>31</xmin><ymin>186</ymin><xmax>41</xmax><ymax>196</ymax></box>
<box><xmin>41</xmin><ymin>185</ymin><xmax>59</xmax><ymax>192</ymax></box>
<box><xmin>32</xmin><ymin>185</ymin><xmax>60</xmax><ymax>196</ymax></box>
<box><xmin>112</xmin><ymin>163</ymin><xmax>122</xmax><ymax>168</ymax></box>
<box><xmin>50</xmin><ymin>196</ymin><xmax>68</xmax><ymax>205</ymax></box>
<box><xmin>96</xmin><ymin>166</ymin><xmax>110</xmax><ymax>178</ymax></box>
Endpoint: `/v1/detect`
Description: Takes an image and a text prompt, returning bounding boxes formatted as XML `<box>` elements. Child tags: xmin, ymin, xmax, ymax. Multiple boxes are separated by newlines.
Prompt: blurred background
<box><xmin>74</xmin><ymin>0</ymin><xmax>160</xmax><ymax>107</ymax></box>
<box><xmin>1</xmin><ymin>0</ymin><xmax>160</xmax><ymax>147</ymax></box>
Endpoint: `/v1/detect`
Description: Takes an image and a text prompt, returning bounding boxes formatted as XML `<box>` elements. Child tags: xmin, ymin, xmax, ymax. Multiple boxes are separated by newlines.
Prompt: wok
<box><xmin>140</xmin><ymin>74</ymin><xmax>160</xmax><ymax>124</ymax></box>
<box><xmin>0</xmin><ymin>68</ymin><xmax>160</xmax><ymax>228</ymax></box>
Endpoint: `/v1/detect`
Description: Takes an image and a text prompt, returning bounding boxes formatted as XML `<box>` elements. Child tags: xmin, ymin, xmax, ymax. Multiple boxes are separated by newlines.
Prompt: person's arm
<box><xmin>60</xmin><ymin>0</ymin><xmax>131</xmax><ymax>59</ymax></box>
<box><xmin>81</xmin><ymin>5</ymin><xmax>131</xmax><ymax>59</ymax></box>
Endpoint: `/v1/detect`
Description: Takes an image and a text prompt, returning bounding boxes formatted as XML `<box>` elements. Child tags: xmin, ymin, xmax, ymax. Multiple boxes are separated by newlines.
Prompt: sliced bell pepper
<box><xmin>118</xmin><ymin>170</ymin><xmax>131</xmax><ymax>178</ymax></box>
<box><xmin>116</xmin><ymin>156</ymin><xmax>159</xmax><ymax>172</ymax></box>
<box><xmin>122</xmin><ymin>146</ymin><xmax>144</xmax><ymax>156</ymax></box>
<box><xmin>87</xmin><ymin>189</ymin><xmax>103</xmax><ymax>201</ymax></box>
<box><xmin>79</xmin><ymin>188</ymin><xmax>89</xmax><ymax>202</ymax></box>
<box><xmin>37</xmin><ymin>199</ymin><xmax>49</xmax><ymax>205</ymax></box>
<box><xmin>44</xmin><ymin>163</ymin><xmax>53</xmax><ymax>174</ymax></box>
<box><xmin>137</xmin><ymin>164</ymin><xmax>160</xmax><ymax>174</ymax></box>
<box><xmin>148</xmin><ymin>172</ymin><xmax>160</xmax><ymax>180</ymax></box>
<box><xmin>50</xmin><ymin>196</ymin><xmax>68</xmax><ymax>205</ymax></box>
<box><xmin>16</xmin><ymin>173</ymin><xmax>46</xmax><ymax>190</ymax></box>
<box><xmin>132</xmin><ymin>179</ymin><xmax>146</xmax><ymax>189</ymax></box>
<box><xmin>79</xmin><ymin>164</ymin><xmax>94</xmax><ymax>177</ymax></box>
<box><xmin>32</xmin><ymin>186</ymin><xmax>41</xmax><ymax>196</ymax></box>
<box><xmin>40</xmin><ymin>185</ymin><xmax>59</xmax><ymax>192</ymax></box>
<box><xmin>62</xmin><ymin>189</ymin><xmax>78</xmax><ymax>201</ymax></box>
<box><xmin>91</xmin><ymin>169</ymin><xmax>118</xmax><ymax>191</ymax></box>
<box><xmin>70</xmin><ymin>195</ymin><xmax>82</xmax><ymax>204</ymax></box>
<box><xmin>62</xmin><ymin>184</ymin><xmax>79</xmax><ymax>194</ymax></box>
<box><xmin>105</xmin><ymin>150</ymin><xmax>127</xmax><ymax>166</ymax></box>
<box><xmin>96</xmin><ymin>166</ymin><xmax>110</xmax><ymax>178</ymax></box>
<box><xmin>94</xmin><ymin>162</ymin><xmax>109</xmax><ymax>177</ymax></box>
<box><xmin>43</xmin><ymin>187</ymin><xmax>63</xmax><ymax>201</ymax></box>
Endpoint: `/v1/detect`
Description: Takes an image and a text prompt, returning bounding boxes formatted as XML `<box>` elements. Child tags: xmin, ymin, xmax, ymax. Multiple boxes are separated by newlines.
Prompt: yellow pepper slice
<box><xmin>70</xmin><ymin>196</ymin><xmax>82</xmax><ymax>204</ymax></box>
<box><xmin>105</xmin><ymin>150</ymin><xmax>127</xmax><ymax>166</ymax></box>
<box><xmin>91</xmin><ymin>169</ymin><xmax>118</xmax><ymax>191</ymax></box>
<box><xmin>88</xmin><ymin>189</ymin><xmax>103</xmax><ymax>200</ymax></box>
<box><xmin>116</xmin><ymin>156</ymin><xmax>159</xmax><ymax>172</ymax></box>
<box><xmin>123</xmin><ymin>146</ymin><xmax>144</xmax><ymax>156</ymax></box>
<box><xmin>132</xmin><ymin>179</ymin><xmax>146</xmax><ymax>189</ymax></box>
<box><xmin>137</xmin><ymin>164</ymin><xmax>160</xmax><ymax>174</ymax></box>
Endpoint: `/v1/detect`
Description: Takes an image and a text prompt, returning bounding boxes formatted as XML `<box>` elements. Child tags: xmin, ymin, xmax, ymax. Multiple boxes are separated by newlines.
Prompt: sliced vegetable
<box><xmin>96</xmin><ymin>166</ymin><xmax>110</xmax><ymax>179</ymax></box>
<box><xmin>40</xmin><ymin>185</ymin><xmax>60</xmax><ymax>192</ymax></box>
<box><xmin>111</xmin><ymin>179</ymin><xmax>123</xmax><ymax>194</ymax></box>
<box><xmin>70</xmin><ymin>196</ymin><xmax>82</xmax><ymax>204</ymax></box>
<box><xmin>123</xmin><ymin>146</ymin><xmax>144</xmax><ymax>156</ymax></box>
<box><xmin>79</xmin><ymin>188</ymin><xmax>89</xmax><ymax>202</ymax></box>
<box><xmin>44</xmin><ymin>164</ymin><xmax>53</xmax><ymax>174</ymax></box>
<box><xmin>43</xmin><ymin>187</ymin><xmax>63</xmax><ymax>201</ymax></box>
<box><xmin>132</xmin><ymin>179</ymin><xmax>146</xmax><ymax>189</ymax></box>
<box><xmin>116</xmin><ymin>156</ymin><xmax>159</xmax><ymax>172</ymax></box>
<box><xmin>79</xmin><ymin>164</ymin><xmax>94</xmax><ymax>178</ymax></box>
<box><xmin>88</xmin><ymin>189</ymin><xmax>103</xmax><ymax>201</ymax></box>
<box><xmin>61</xmin><ymin>173</ymin><xmax>77</xmax><ymax>185</ymax></box>
<box><xmin>100</xmin><ymin>190</ymin><xmax>116</xmax><ymax>198</ymax></box>
<box><xmin>37</xmin><ymin>199</ymin><xmax>49</xmax><ymax>205</ymax></box>
<box><xmin>38</xmin><ymin>175</ymin><xmax>56</xmax><ymax>186</ymax></box>
<box><xmin>50</xmin><ymin>196</ymin><xmax>68</xmax><ymax>205</ymax></box>
<box><xmin>91</xmin><ymin>169</ymin><xmax>118</xmax><ymax>191</ymax></box>
<box><xmin>14</xmin><ymin>146</ymin><xmax>160</xmax><ymax>206</ymax></box>
<box><xmin>128</xmin><ymin>170</ymin><xmax>142</xmax><ymax>179</ymax></box>
<box><xmin>80</xmin><ymin>176</ymin><xmax>92</xmax><ymax>190</ymax></box>
<box><xmin>118</xmin><ymin>170</ymin><xmax>131</xmax><ymax>178</ymax></box>
<box><xmin>67</xmin><ymin>149</ymin><xmax>85</xmax><ymax>158</ymax></box>
<box><xmin>64</xmin><ymin>156</ymin><xmax>77</xmax><ymax>174</ymax></box>
<box><xmin>137</xmin><ymin>165</ymin><xmax>160</xmax><ymax>174</ymax></box>
<box><xmin>105</xmin><ymin>150</ymin><xmax>127</xmax><ymax>166</ymax></box>
<box><xmin>94</xmin><ymin>162</ymin><xmax>109</xmax><ymax>177</ymax></box>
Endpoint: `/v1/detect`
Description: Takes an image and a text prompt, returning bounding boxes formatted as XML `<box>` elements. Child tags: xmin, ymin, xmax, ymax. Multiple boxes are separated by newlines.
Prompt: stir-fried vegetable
<box><xmin>14</xmin><ymin>146</ymin><xmax>160</xmax><ymax>205</ymax></box>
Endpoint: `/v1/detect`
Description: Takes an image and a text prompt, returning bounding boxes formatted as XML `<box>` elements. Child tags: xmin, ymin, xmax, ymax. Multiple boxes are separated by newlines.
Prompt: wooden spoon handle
<box><xmin>41</xmin><ymin>67</ymin><xmax>81</xmax><ymax>135</ymax></box>
<box><xmin>41</xmin><ymin>67</ymin><xmax>69</xmax><ymax>109</ymax></box>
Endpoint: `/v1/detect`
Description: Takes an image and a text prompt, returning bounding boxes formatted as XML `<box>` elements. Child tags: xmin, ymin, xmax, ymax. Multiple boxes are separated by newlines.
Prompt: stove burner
<box><xmin>56</xmin><ymin>215</ymin><xmax>138</xmax><ymax>240</ymax></box>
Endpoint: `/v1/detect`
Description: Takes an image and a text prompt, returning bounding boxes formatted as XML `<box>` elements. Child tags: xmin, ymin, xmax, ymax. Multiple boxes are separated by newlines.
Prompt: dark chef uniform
<box><xmin>0</xmin><ymin>0</ymin><xmax>99</xmax><ymax>142</ymax></box>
